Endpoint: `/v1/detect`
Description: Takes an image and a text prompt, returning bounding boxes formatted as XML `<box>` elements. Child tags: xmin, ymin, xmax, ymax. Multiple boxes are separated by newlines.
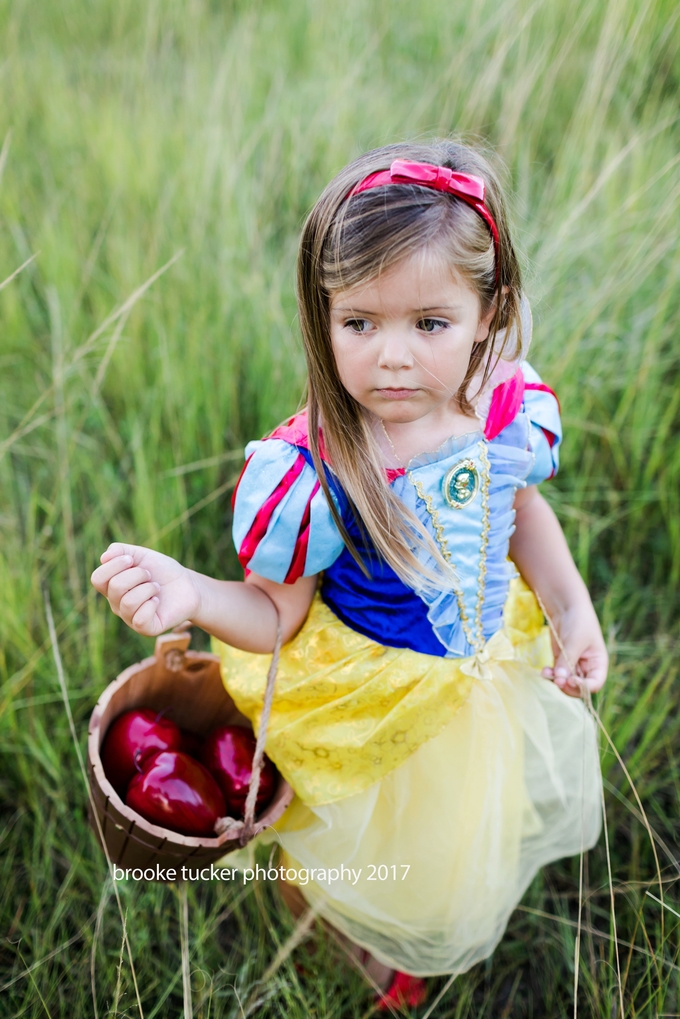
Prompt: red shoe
<box><xmin>375</xmin><ymin>970</ymin><xmax>427</xmax><ymax>1012</ymax></box>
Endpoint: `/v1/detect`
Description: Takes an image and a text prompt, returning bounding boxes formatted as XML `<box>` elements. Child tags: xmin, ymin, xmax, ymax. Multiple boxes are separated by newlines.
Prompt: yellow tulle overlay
<box><xmin>214</xmin><ymin>578</ymin><xmax>602</xmax><ymax>976</ymax></box>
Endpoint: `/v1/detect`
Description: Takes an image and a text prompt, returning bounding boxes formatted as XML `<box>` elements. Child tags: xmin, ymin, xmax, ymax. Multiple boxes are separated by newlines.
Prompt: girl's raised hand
<box><xmin>91</xmin><ymin>543</ymin><xmax>202</xmax><ymax>637</ymax></box>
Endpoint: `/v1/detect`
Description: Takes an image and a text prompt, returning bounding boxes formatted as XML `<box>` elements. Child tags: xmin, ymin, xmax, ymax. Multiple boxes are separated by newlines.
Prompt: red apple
<box><xmin>101</xmin><ymin>708</ymin><xmax>181</xmax><ymax>797</ymax></box>
<box><xmin>201</xmin><ymin>725</ymin><xmax>276</xmax><ymax>816</ymax></box>
<box><xmin>126</xmin><ymin>751</ymin><xmax>227</xmax><ymax>837</ymax></box>
<box><xmin>179</xmin><ymin>729</ymin><xmax>203</xmax><ymax>758</ymax></box>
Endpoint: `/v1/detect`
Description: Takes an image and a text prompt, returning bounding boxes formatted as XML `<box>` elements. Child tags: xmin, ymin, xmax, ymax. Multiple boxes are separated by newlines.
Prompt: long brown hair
<box><xmin>296</xmin><ymin>139</ymin><xmax>523</xmax><ymax>587</ymax></box>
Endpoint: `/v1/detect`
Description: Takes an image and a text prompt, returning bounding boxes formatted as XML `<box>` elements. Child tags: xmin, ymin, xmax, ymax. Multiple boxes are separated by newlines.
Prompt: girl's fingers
<box><xmin>90</xmin><ymin>554</ymin><xmax>134</xmax><ymax>593</ymax></box>
<box><xmin>571</xmin><ymin>650</ymin><xmax>608</xmax><ymax>693</ymax></box>
<box><xmin>549</xmin><ymin>652</ymin><xmax>575</xmax><ymax>690</ymax></box>
<box><xmin>579</xmin><ymin>670</ymin><xmax>607</xmax><ymax>694</ymax></box>
<box><xmin>106</xmin><ymin>567</ymin><xmax>154</xmax><ymax>610</ymax></box>
<box><xmin>543</xmin><ymin>647</ymin><xmax>608</xmax><ymax>698</ymax></box>
<box><xmin>92</xmin><ymin>543</ymin><xmax>179</xmax><ymax>637</ymax></box>
<box><xmin>131</xmin><ymin>597</ymin><xmax>162</xmax><ymax>636</ymax></box>
<box><xmin>119</xmin><ymin>581</ymin><xmax>161</xmax><ymax>621</ymax></box>
<box><xmin>99</xmin><ymin>543</ymin><xmax>146</xmax><ymax>566</ymax></box>
<box><xmin>546</xmin><ymin>667</ymin><xmax>586</xmax><ymax>698</ymax></box>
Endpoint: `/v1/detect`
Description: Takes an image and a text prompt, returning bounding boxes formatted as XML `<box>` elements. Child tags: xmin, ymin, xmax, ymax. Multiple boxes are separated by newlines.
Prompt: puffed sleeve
<box><xmin>521</xmin><ymin>361</ymin><xmax>562</xmax><ymax>485</ymax></box>
<box><xmin>232</xmin><ymin>439</ymin><xmax>345</xmax><ymax>584</ymax></box>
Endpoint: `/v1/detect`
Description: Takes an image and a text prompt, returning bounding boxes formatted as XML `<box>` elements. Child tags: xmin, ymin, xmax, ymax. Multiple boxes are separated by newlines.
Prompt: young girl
<box><xmin>92</xmin><ymin>140</ymin><xmax>606</xmax><ymax>1009</ymax></box>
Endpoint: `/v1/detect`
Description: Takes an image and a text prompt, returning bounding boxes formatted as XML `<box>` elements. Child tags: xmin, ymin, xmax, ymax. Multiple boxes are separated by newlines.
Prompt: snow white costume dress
<box><xmin>214</xmin><ymin>356</ymin><xmax>602</xmax><ymax>978</ymax></box>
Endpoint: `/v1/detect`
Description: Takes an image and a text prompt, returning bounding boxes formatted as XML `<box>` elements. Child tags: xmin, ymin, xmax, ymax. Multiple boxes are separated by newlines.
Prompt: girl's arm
<box><xmin>90</xmin><ymin>543</ymin><xmax>317</xmax><ymax>651</ymax></box>
<box><xmin>509</xmin><ymin>486</ymin><xmax>608</xmax><ymax>697</ymax></box>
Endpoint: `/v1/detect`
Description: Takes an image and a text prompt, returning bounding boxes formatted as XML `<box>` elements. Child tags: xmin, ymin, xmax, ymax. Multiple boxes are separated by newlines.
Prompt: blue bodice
<box><xmin>231</xmin><ymin>362</ymin><xmax>561</xmax><ymax>658</ymax></box>
<box><xmin>320</xmin><ymin>416</ymin><xmax>534</xmax><ymax>658</ymax></box>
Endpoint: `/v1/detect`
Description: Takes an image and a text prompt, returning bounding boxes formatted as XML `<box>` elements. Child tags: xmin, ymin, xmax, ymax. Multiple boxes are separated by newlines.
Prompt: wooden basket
<box><xmin>87</xmin><ymin>630</ymin><xmax>293</xmax><ymax>877</ymax></box>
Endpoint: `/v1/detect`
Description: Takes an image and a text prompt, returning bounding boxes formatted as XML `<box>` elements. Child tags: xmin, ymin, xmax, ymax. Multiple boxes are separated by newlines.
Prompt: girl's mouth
<box><xmin>376</xmin><ymin>388</ymin><xmax>418</xmax><ymax>400</ymax></box>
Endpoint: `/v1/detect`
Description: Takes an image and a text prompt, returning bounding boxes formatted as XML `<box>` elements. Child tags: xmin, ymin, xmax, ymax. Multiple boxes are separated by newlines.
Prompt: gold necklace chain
<box><xmin>379</xmin><ymin>419</ymin><xmax>403</xmax><ymax>469</ymax></box>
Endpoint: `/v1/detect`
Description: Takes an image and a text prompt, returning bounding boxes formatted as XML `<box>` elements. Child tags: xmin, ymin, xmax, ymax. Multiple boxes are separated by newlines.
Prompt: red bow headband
<box><xmin>350</xmin><ymin>159</ymin><xmax>500</xmax><ymax>281</ymax></box>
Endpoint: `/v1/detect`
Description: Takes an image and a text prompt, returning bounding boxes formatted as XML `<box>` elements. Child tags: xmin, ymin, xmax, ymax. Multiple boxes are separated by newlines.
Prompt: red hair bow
<box><xmin>351</xmin><ymin>158</ymin><xmax>500</xmax><ymax>277</ymax></box>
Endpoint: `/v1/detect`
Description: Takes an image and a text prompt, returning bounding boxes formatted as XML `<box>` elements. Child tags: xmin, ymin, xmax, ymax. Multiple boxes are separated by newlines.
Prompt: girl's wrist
<box><xmin>185</xmin><ymin>568</ymin><xmax>209</xmax><ymax>629</ymax></box>
<box><xmin>551</xmin><ymin>590</ymin><xmax>599</xmax><ymax>628</ymax></box>
<box><xmin>547</xmin><ymin>598</ymin><xmax>606</xmax><ymax>652</ymax></box>
<box><xmin>533</xmin><ymin>566</ymin><xmax>596</xmax><ymax>627</ymax></box>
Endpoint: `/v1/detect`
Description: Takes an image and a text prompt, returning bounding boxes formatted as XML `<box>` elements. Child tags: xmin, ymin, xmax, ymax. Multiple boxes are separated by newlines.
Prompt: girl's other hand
<box><xmin>90</xmin><ymin>543</ymin><xmax>202</xmax><ymax>637</ymax></box>
<box><xmin>541</xmin><ymin>605</ymin><xmax>609</xmax><ymax>698</ymax></box>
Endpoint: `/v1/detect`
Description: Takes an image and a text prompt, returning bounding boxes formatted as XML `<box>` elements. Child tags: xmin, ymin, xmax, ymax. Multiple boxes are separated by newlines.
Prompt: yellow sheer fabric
<box><xmin>214</xmin><ymin>579</ymin><xmax>602</xmax><ymax>976</ymax></box>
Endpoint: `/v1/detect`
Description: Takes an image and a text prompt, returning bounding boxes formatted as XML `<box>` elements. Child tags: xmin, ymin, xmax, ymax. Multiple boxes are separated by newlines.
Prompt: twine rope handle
<box><xmin>241</xmin><ymin>609</ymin><xmax>282</xmax><ymax>839</ymax></box>
<box><xmin>215</xmin><ymin>605</ymin><xmax>282</xmax><ymax>846</ymax></box>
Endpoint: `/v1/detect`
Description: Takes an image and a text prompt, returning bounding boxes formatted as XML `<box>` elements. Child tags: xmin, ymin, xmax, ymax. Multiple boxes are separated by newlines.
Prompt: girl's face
<box><xmin>329</xmin><ymin>252</ymin><xmax>495</xmax><ymax>433</ymax></box>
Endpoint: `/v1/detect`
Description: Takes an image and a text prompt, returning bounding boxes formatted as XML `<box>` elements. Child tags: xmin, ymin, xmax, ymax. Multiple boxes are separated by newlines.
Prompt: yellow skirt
<box><xmin>214</xmin><ymin>579</ymin><xmax>602</xmax><ymax>976</ymax></box>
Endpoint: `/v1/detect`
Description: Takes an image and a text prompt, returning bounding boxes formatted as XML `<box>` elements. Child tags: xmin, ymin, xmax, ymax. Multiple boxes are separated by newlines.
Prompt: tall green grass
<box><xmin>1</xmin><ymin>0</ymin><xmax>679</xmax><ymax>1014</ymax></box>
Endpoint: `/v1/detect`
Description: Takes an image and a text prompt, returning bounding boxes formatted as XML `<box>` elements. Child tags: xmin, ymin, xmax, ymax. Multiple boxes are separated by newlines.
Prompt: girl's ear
<box><xmin>473</xmin><ymin>286</ymin><xmax>508</xmax><ymax>344</ymax></box>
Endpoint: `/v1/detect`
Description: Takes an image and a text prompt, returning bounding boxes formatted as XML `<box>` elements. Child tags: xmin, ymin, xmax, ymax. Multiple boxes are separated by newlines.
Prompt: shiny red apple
<box><xmin>201</xmin><ymin>725</ymin><xmax>276</xmax><ymax>816</ymax></box>
<box><xmin>101</xmin><ymin>708</ymin><xmax>182</xmax><ymax>797</ymax></box>
<box><xmin>126</xmin><ymin>751</ymin><xmax>227</xmax><ymax>837</ymax></box>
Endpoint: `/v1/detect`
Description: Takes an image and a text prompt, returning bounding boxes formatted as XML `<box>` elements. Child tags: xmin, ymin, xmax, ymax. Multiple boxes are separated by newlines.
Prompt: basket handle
<box><xmin>154</xmin><ymin>629</ymin><xmax>192</xmax><ymax>674</ymax></box>
<box><xmin>215</xmin><ymin>608</ymin><xmax>283</xmax><ymax>846</ymax></box>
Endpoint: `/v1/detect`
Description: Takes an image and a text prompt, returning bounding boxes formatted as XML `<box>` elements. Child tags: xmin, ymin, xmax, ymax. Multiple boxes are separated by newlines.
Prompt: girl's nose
<box><xmin>378</xmin><ymin>330</ymin><xmax>414</xmax><ymax>371</ymax></box>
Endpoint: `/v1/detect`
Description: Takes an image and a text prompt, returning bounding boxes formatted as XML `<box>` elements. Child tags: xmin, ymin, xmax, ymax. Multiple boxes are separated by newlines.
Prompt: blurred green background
<box><xmin>1</xmin><ymin>0</ymin><xmax>679</xmax><ymax>1015</ymax></box>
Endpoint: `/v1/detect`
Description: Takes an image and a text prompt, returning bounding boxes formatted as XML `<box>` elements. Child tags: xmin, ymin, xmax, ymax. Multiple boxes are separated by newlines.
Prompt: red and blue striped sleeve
<box><xmin>521</xmin><ymin>361</ymin><xmax>562</xmax><ymax>483</ymax></box>
<box><xmin>232</xmin><ymin>439</ymin><xmax>344</xmax><ymax>584</ymax></box>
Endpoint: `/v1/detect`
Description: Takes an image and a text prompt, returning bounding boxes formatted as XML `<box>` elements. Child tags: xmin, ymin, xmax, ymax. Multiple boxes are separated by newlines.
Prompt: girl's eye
<box><xmin>345</xmin><ymin>318</ymin><xmax>372</xmax><ymax>333</ymax></box>
<box><xmin>417</xmin><ymin>318</ymin><xmax>448</xmax><ymax>333</ymax></box>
